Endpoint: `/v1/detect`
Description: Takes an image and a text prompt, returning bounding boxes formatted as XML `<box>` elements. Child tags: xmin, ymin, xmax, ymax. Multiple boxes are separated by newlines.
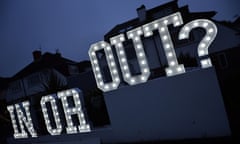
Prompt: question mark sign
<box><xmin>178</xmin><ymin>19</ymin><xmax>217</xmax><ymax>68</ymax></box>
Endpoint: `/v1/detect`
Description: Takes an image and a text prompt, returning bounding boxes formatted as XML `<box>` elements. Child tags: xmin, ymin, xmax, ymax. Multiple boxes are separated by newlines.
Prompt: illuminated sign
<box><xmin>7</xmin><ymin>88</ymin><xmax>91</xmax><ymax>139</ymax></box>
<box><xmin>7</xmin><ymin>11</ymin><xmax>218</xmax><ymax>139</ymax></box>
<box><xmin>88</xmin><ymin>12</ymin><xmax>217</xmax><ymax>92</ymax></box>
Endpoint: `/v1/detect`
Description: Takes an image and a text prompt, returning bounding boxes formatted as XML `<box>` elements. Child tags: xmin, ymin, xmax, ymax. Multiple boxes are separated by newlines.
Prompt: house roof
<box><xmin>0</xmin><ymin>77</ymin><xmax>10</xmax><ymax>89</ymax></box>
<box><xmin>218</xmin><ymin>17</ymin><xmax>240</xmax><ymax>32</ymax></box>
<box><xmin>12</xmin><ymin>52</ymin><xmax>77</xmax><ymax>80</ymax></box>
<box><xmin>104</xmin><ymin>0</ymin><xmax>216</xmax><ymax>40</ymax></box>
<box><xmin>77</xmin><ymin>60</ymin><xmax>92</xmax><ymax>73</ymax></box>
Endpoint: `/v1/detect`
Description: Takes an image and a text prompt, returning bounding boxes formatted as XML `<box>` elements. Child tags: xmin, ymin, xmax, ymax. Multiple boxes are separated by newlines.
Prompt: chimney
<box><xmin>137</xmin><ymin>5</ymin><xmax>146</xmax><ymax>22</ymax></box>
<box><xmin>55</xmin><ymin>49</ymin><xmax>61</xmax><ymax>57</ymax></box>
<box><xmin>32</xmin><ymin>49</ymin><xmax>42</xmax><ymax>61</ymax></box>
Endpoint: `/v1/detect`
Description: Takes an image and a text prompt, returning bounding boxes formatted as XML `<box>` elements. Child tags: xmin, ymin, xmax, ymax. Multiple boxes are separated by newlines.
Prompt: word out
<box><xmin>7</xmin><ymin>88</ymin><xmax>91</xmax><ymax>139</ymax></box>
<box><xmin>88</xmin><ymin>12</ymin><xmax>217</xmax><ymax>92</ymax></box>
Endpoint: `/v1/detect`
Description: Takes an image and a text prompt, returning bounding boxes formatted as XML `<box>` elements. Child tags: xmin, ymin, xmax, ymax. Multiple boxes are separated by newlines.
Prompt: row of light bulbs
<box><xmin>7</xmin><ymin>88</ymin><xmax>91</xmax><ymax>139</ymax></box>
<box><xmin>88</xmin><ymin>12</ymin><xmax>217</xmax><ymax>92</ymax></box>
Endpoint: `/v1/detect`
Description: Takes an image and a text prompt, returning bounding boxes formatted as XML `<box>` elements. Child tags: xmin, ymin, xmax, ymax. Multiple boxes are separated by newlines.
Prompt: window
<box><xmin>8</xmin><ymin>81</ymin><xmax>22</xmax><ymax>94</ymax></box>
<box><xmin>68</xmin><ymin>65</ymin><xmax>79</xmax><ymax>75</ymax></box>
<box><xmin>27</xmin><ymin>73</ymin><xmax>41</xmax><ymax>88</ymax></box>
<box><xmin>218</xmin><ymin>53</ymin><xmax>228</xmax><ymax>69</ymax></box>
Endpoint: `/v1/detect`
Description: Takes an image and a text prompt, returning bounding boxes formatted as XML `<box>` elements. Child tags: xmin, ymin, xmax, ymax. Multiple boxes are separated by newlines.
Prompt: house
<box><xmin>4</xmin><ymin>0</ymin><xmax>240</xmax><ymax>143</ymax></box>
<box><xmin>4</xmin><ymin>50</ymin><xmax>110</xmax><ymax>142</ymax></box>
<box><xmin>99</xmin><ymin>0</ymin><xmax>239</xmax><ymax>82</ymax></box>
<box><xmin>93</xmin><ymin>0</ymin><xmax>240</xmax><ymax>142</ymax></box>
<box><xmin>5</xmin><ymin>50</ymin><xmax>98</xmax><ymax>102</ymax></box>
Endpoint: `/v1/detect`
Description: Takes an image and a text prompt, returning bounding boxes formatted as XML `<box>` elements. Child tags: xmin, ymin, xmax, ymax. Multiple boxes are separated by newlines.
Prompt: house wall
<box><xmin>67</xmin><ymin>70</ymin><xmax>96</xmax><ymax>92</ymax></box>
<box><xmin>210</xmin><ymin>23</ymin><xmax>240</xmax><ymax>53</ymax></box>
<box><xmin>103</xmin><ymin>67</ymin><xmax>230</xmax><ymax>143</ymax></box>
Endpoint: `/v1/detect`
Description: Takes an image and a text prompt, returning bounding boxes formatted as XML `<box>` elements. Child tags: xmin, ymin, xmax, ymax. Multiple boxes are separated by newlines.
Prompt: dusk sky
<box><xmin>0</xmin><ymin>0</ymin><xmax>239</xmax><ymax>77</ymax></box>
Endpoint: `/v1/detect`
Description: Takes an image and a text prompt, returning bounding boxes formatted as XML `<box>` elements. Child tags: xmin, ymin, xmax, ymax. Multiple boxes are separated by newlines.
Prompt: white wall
<box><xmin>103</xmin><ymin>67</ymin><xmax>230</xmax><ymax>143</ymax></box>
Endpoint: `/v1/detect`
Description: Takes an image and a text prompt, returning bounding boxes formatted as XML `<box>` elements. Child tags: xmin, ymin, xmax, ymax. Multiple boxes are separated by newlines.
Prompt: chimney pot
<box><xmin>32</xmin><ymin>50</ymin><xmax>42</xmax><ymax>61</ymax></box>
<box><xmin>55</xmin><ymin>49</ymin><xmax>61</xmax><ymax>57</ymax></box>
<box><xmin>137</xmin><ymin>5</ymin><xmax>146</xmax><ymax>22</ymax></box>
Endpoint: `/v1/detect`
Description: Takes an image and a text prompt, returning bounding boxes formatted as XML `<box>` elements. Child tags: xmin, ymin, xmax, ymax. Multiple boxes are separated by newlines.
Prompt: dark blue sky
<box><xmin>0</xmin><ymin>0</ymin><xmax>239</xmax><ymax>77</ymax></box>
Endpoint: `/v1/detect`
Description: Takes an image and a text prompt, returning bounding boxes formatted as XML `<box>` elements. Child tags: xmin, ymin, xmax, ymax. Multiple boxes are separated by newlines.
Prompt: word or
<box><xmin>7</xmin><ymin>88</ymin><xmax>91</xmax><ymax>139</ymax></box>
<box><xmin>88</xmin><ymin>12</ymin><xmax>217</xmax><ymax>92</ymax></box>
